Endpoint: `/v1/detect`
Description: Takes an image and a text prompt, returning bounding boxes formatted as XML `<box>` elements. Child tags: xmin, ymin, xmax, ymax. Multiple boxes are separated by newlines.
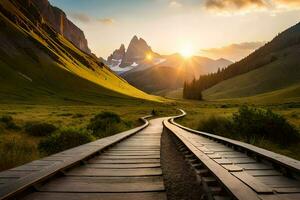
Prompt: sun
<box><xmin>146</xmin><ymin>53</ymin><xmax>153</xmax><ymax>60</ymax></box>
<box><xmin>179</xmin><ymin>44</ymin><xmax>194</xmax><ymax>58</ymax></box>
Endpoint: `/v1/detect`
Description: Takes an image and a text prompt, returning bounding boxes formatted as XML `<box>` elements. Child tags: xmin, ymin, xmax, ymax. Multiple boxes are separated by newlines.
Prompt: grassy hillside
<box><xmin>184</xmin><ymin>22</ymin><xmax>300</xmax><ymax>101</ymax></box>
<box><xmin>0</xmin><ymin>0</ymin><xmax>160</xmax><ymax>104</ymax></box>
<box><xmin>203</xmin><ymin>45</ymin><xmax>300</xmax><ymax>102</ymax></box>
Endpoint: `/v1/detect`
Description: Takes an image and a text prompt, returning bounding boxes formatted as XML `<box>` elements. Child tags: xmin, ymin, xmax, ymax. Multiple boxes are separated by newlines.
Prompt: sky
<box><xmin>49</xmin><ymin>0</ymin><xmax>300</xmax><ymax>61</ymax></box>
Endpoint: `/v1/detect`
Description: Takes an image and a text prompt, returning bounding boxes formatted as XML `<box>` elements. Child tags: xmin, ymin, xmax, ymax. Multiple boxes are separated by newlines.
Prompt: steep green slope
<box><xmin>203</xmin><ymin>45</ymin><xmax>300</xmax><ymax>102</ymax></box>
<box><xmin>0</xmin><ymin>0</ymin><xmax>160</xmax><ymax>104</ymax></box>
<box><xmin>185</xmin><ymin>22</ymin><xmax>300</xmax><ymax>101</ymax></box>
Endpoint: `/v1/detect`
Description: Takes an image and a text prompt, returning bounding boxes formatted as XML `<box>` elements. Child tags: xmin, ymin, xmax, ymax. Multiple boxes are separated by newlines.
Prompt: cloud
<box><xmin>200</xmin><ymin>41</ymin><xmax>265</xmax><ymax>61</ymax></box>
<box><xmin>97</xmin><ymin>18</ymin><xmax>115</xmax><ymax>25</ymax></box>
<box><xmin>204</xmin><ymin>0</ymin><xmax>300</xmax><ymax>13</ymax></box>
<box><xmin>169</xmin><ymin>1</ymin><xmax>183</xmax><ymax>8</ymax></box>
<box><xmin>69</xmin><ymin>12</ymin><xmax>91</xmax><ymax>23</ymax></box>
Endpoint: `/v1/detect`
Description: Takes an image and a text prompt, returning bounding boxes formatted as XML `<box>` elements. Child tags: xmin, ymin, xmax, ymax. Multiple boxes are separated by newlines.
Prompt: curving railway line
<box><xmin>0</xmin><ymin>111</ymin><xmax>299</xmax><ymax>200</ymax></box>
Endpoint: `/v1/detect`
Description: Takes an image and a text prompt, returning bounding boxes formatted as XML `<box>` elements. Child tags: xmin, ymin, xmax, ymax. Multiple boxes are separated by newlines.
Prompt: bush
<box><xmin>198</xmin><ymin>116</ymin><xmax>232</xmax><ymax>137</ymax></box>
<box><xmin>25</xmin><ymin>122</ymin><xmax>57</xmax><ymax>137</ymax></box>
<box><xmin>0</xmin><ymin>135</ymin><xmax>38</xmax><ymax>171</ymax></box>
<box><xmin>232</xmin><ymin>106</ymin><xmax>299</xmax><ymax>145</ymax></box>
<box><xmin>0</xmin><ymin>115</ymin><xmax>13</xmax><ymax>123</ymax></box>
<box><xmin>196</xmin><ymin>106</ymin><xmax>299</xmax><ymax>146</ymax></box>
<box><xmin>38</xmin><ymin>128</ymin><xmax>94</xmax><ymax>155</ymax></box>
<box><xmin>0</xmin><ymin>115</ymin><xmax>20</xmax><ymax>130</ymax></box>
<box><xmin>87</xmin><ymin>112</ymin><xmax>122</xmax><ymax>138</ymax></box>
<box><xmin>72</xmin><ymin>113</ymin><xmax>85</xmax><ymax>118</ymax></box>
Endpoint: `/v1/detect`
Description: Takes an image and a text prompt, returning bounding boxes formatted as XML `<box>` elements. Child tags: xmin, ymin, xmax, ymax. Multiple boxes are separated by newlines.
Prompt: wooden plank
<box><xmin>222</xmin><ymin>165</ymin><xmax>243</xmax><ymax>172</ymax></box>
<box><xmin>231</xmin><ymin>171</ymin><xmax>273</xmax><ymax>193</ymax></box>
<box><xmin>37</xmin><ymin>176</ymin><xmax>164</xmax><ymax>192</ymax></box>
<box><xmin>66</xmin><ymin>167</ymin><xmax>162</xmax><ymax>177</ymax></box>
<box><xmin>218</xmin><ymin>152</ymin><xmax>247</xmax><ymax>157</ymax></box>
<box><xmin>10</xmin><ymin>165</ymin><xmax>43</xmax><ymax>171</ymax></box>
<box><xmin>259</xmin><ymin>194</ymin><xmax>300</xmax><ymax>200</ymax></box>
<box><xmin>214</xmin><ymin>158</ymin><xmax>233</xmax><ymax>165</ymax></box>
<box><xmin>98</xmin><ymin>155</ymin><xmax>160</xmax><ymax>159</ymax></box>
<box><xmin>102</xmin><ymin>152</ymin><xmax>160</xmax><ymax>156</ymax></box>
<box><xmin>208</xmin><ymin>154</ymin><xmax>222</xmax><ymax>159</ymax></box>
<box><xmin>274</xmin><ymin>187</ymin><xmax>300</xmax><ymax>193</ymax></box>
<box><xmin>0</xmin><ymin>171</ymin><xmax>32</xmax><ymax>178</ymax></box>
<box><xmin>246</xmin><ymin>170</ymin><xmax>282</xmax><ymax>177</ymax></box>
<box><xmin>256</xmin><ymin>176</ymin><xmax>300</xmax><ymax>188</ymax></box>
<box><xmin>0</xmin><ymin>178</ymin><xmax>18</xmax><ymax>185</ymax></box>
<box><xmin>237</xmin><ymin>163</ymin><xmax>273</xmax><ymax>170</ymax></box>
<box><xmin>21</xmin><ymin>192</ymin><xmax>167</xmax><ymax>200</ymax></box>
<box><xmin>88</xmin><ymin>158</ymin><xmax>160</xmax><ymax>164</ymax></box>
<box><xmin>228</xmin><ymin>157</ymin><xmax>257</xmax><ymax>164</ymax></box>
<box><xmin>86</xmin><ymin>163</ymin><xmax>161</xmax><ymax>169</ymax></box>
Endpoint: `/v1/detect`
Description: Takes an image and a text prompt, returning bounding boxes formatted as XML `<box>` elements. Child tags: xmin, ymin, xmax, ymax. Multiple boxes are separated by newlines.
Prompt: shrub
<box><xmin>38</xmin><ymin>128</ymin><xmax>94</xmax><ymax>155</ymax></box>
<box><xmin>0</xmin><ymin>115</ymin><xmax>13</xmax><ymax>123</ymax></box>
<box><xmin>0</xmin><ymin>135</ymin><xmax>38</xmax><ymax>171</ymax></box>
<box><xmin>72</xmin><ymin>113</ymin><xmax>85</xmax><ymax>118</ymax></box>
<box><xmin>198</xmin><ymin>116</ymin><xmax>232</xmax><ymax>137</ymax></box>
<box><xmin>25</xmin><ymin>122</ymin><xmax>57</xmax><ymax>137</ymax></box>
<box><xmin>196</xmin><ymin>106</ymin><xmax>299</xmax><ymax>146</ymax></box>
<box><xmin>0</xmin><ymin>115</ymin><xmax>20</xmax><ymax>130</ymax></box>
<box><xmin>151</xmin><ymin>109</ymin><xmax>157</xmax><ymax>116</ymax></box>
<box><xmin>232</xmin><ymin>106</ymin><xmax>299</xmax><ymax>145</ymax></box>
<box><xmin>87</xmin><ymin>112</ymin><xmax>122</xmax><ymax>138</ymax></box>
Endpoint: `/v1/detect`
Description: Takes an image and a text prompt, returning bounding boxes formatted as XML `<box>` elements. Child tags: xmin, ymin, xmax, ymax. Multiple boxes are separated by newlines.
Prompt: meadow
<box><xmin>0</xmin><ymin>99</ymin><xmax>299</xmax><ymax>171</ymax></box>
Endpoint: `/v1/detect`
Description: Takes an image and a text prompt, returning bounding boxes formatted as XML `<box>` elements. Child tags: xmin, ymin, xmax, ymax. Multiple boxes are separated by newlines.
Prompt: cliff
<box><xmin>24</xmin><ymin>0</ymin><xmax>91</xmax><ymax>54</ymax></box>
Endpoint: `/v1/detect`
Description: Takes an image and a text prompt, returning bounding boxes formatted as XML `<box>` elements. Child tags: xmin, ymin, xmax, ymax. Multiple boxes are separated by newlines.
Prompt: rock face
<box><xmin>29</xmin><ymin>0</ymin><xmax>91</xmax><ymax>54</ymax></box>
<box><xmin>107</xmin><ymin>44</ymin><xmax>126</xmax><ymax>63</ymax></box>
<box><xmin>120</xmin><ymin>36</ymin><xmax>152</xmax><ymax>67</ymax></box>
<box><xmin>107</xmin><ymin>36</ymin><xmax>153</xmax><ymax>68</ymax></box>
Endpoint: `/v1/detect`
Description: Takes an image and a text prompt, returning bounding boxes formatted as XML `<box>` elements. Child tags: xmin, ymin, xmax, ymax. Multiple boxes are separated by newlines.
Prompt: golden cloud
<box><xmin>205</xmin><ymin>0</ymin><xmax>300</xmax><ymax>13</ymax></box>
<box><xmin>200</xmin><ymin>41</ymin><xmax>265</xmax><ymax>61</ymax></box>
<box><xmin>97</xmin><ymin>18</ymin><xmax>115</xmax><ymax>25</ymax></box>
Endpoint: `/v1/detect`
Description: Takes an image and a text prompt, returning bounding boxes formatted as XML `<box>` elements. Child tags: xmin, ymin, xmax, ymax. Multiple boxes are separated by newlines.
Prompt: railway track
<box><xmin>0</xmin><ymin>110</ymin><xmax>299</xmax><ymax>200</ymax></box>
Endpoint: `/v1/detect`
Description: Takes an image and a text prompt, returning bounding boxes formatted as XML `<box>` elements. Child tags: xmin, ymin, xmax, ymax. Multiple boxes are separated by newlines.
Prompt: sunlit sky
<box><xmin>49</xmin><ymin>0</ymin><xmax>300</xmax><ymax>61</ymax></box>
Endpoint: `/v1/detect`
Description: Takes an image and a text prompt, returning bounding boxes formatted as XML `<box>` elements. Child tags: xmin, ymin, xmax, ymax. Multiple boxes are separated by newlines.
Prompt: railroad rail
<box><xmin>164</xmin><ymin>109</ymin><xmax>300</xmax><ymax>200</ymax></box>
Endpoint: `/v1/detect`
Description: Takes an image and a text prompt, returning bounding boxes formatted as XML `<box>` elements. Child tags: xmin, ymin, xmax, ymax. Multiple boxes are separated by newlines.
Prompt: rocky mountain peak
<box><xmin>120</xmin><ymin>36</ymin><xmax>152</xmax><ymax>67</ymax></box>
<box><xmin>107</xmin><ymin>44</ymin><xmax>126</xmax><ymax>63</ymax></box>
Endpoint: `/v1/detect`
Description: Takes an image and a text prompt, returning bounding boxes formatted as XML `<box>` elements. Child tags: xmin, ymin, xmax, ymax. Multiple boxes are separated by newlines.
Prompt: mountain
<box><xmin>0</xmin><ymin>0</ymin><xmax>159</xmax><ymax>104</ymax></box>
<box><xmin>106</xmin><ymin>37</ymin><xmax>232</xmax><ymax>93</ymax></box>
<box><xmin>186</xmin><ymin>22</ymin><xmax>300</xmax><ymax>102</ymax></box>
<box><xmin>120</xmin><ymin>36</ymin><xmax>153</xmax><ymax>67</ymax></box>
<box><xmin>122</xmin><ymin>53</ymin><xmax>232</xmax><ymax>93</ymax></box>
<box><xmin>28</xmin><ymin>0</ymin><xmax>91</xmax><ymax>54</ymax></box>
<box><xmin>107</xmin><ymin>44</ymin><xmax>125</xmax><ymax>64</ymax></box>
<box><xmin>106</xmin><ymin>36</ymin><xmax>159</xmax><ymax>73</ymax></box>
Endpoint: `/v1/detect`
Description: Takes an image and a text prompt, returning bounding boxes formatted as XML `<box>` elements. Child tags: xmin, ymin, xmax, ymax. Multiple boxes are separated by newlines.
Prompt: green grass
<box><xmin>203</xmin><ymin>46</ymin><xmax>300</xmax><ymax>103</ymax></box>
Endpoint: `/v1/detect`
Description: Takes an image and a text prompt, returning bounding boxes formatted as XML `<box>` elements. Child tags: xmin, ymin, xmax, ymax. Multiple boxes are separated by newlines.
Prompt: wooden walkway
<box><xmin>164</xmin><ymin>111</ymin><xmax>300</xmax><ymax>200</ymax></box>
<box><xmin>1</xmin><ymin>110</ymin><xmax>300</xmax><ymax>200</ymax></box>
<box><xmin>0</xmin><ymin>117</ymin><xmax>167</xmax><ymax>200</ymax></box>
